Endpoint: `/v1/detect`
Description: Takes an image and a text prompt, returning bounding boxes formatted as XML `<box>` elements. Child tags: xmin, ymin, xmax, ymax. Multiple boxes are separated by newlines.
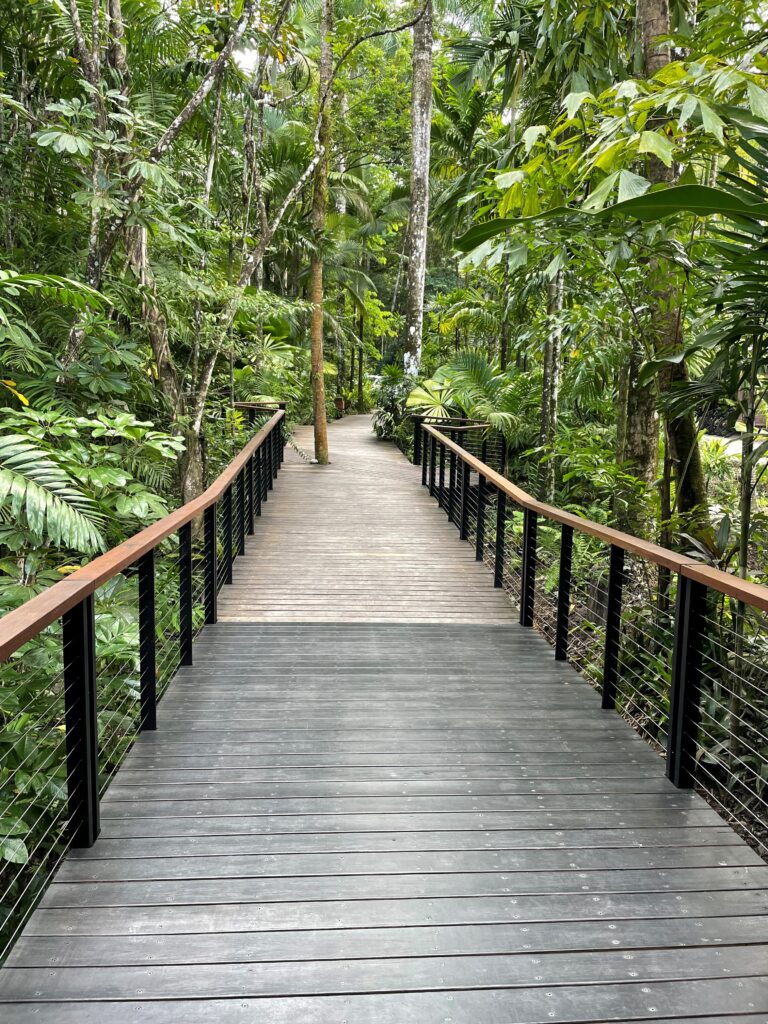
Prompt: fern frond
<box><xmin>0</xmin><ymin>435</ymin><xmax>104</xmax><ymax>552</ymax></box>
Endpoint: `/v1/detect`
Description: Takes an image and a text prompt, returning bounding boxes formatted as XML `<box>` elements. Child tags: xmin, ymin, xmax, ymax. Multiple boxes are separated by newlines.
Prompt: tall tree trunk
<box><xmin>335</xmin><ymin>97</ymin><xmax>348</xmax><ymax>412</ymax></box>
<box><xmin>336</xmin><ymin>293</ymin><xmax>346</xmax><ymax>409</ymax></box>
<box><xmin>499</xmin><ymin>245</ymin><xmax>510</xmax><ymax>370</ymax></box>
<box><xmin>125</xmin><ymin>225</ymin><xmax>207</xmax><ymax>502</ymax></box>
<box><xmin>637</xmin><ymin>0</ymin><xmax>708</xmax><ymax>530</ymax></box>
<box><xmin>62</xmin><ymin>1</ymin><xmax>256</xmax><ymax>366</ymax></box>
<box><xmin>308</xmin><ymin>0</ymin><xmax>332</xmax><ymax>463</ymax></box>
<box><xmin>538</xmin><ymin>272</ymin><xmax>563</xmax><ymax>502</ymax></box>
<box><xmin>403</xmin><ymin>0</ymin><xmax>433</xmax><ymax>375</ymax></box>
<box><xmin>357</xmin><ymin>310</ymin><xmax>365</xmax><ymax>412</ymax></box>
<box><xmin>621</xmin><ymin>339</ymin><xmax>659</xmax><ymax>534</ymax></box>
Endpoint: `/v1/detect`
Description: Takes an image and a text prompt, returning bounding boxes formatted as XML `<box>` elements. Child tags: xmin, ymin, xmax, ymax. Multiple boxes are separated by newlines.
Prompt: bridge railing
<box><xmin>416</xmin><ymin>419</ymin><xmax>768</xmax><ymax>859</ymax></box>
<box><xmin>0</xmin><ymin>410</ymin><xmax>285</xmax><ymax>955</ymax></box>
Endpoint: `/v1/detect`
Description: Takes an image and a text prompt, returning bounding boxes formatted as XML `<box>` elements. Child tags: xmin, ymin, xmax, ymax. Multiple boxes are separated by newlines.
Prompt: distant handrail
<box><xmin>423</xmin><ymin>421</ymin><xmax>768</xmax><ymax>611</ymax></box>
<box><xmin>0</xmin><ymin>409</ymin><xmax>284</xmax><ymax>660</ymax></box>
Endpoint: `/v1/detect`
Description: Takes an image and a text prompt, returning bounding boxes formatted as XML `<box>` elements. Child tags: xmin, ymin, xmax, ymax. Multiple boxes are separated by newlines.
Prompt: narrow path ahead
<box><xmin>219</xmin><ymin>415</ymin><xmax>514</xmax><ymax>623</ymax></box>
<box><xmin>2</xmin><ymin>416</ymin><xmax>768</xmax><ymax>1022</ymax></box>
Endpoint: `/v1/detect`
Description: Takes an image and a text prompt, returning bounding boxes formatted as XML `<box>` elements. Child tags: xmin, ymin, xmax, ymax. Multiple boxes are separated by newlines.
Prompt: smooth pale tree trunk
<box><xmin>538</xmin><ymin>272</ymin><xmax>563</xmax><ymax>502</ymax></box>
<box><xmin>308</xmin><ymin>0</ymin><xmax>332</xmax><ymax>463</ymax></box>
<box><xmin>499</xmin><ymin>247</ymin><xmax>510</xmax><ymax>369</ymax></box>
<box><xmin>403</xmin><ymin>0</ymin><xmax>433</xmax><ymax>375</ymax></box>
<box><xmin>335</xmin><ymin>97</ymin><xmax>348</xmax><ymax>412</ymax></box>
<box><xmin>357</xmin><ymin>310</ymin><xmax>365</xmax><ymax>412</ymax></box>
<box><xmin>637</xmin><ymin>0</ymin><xmax>708</xmax><ymax>529</ymax></box>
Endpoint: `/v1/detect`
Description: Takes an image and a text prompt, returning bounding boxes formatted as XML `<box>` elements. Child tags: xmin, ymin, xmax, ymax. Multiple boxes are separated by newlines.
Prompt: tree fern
<box><xmin>0</xmin><ymin>435</ymin><xmax>104</xmax><ymax>553</ymax></box>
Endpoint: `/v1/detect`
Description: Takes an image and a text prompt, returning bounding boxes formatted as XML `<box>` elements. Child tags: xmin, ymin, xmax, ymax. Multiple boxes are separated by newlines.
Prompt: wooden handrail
<box><xmin>0</xmin><ymin>410</ymin><xmax>284</xmax><ymax>662</ymax></box>
<box><xmin>234</xmin><ymin>401</ymin><xmax>287</xmax><ymax>411</ymax></box>
<box><xmin>430</xmin><ymin>423</ymin><xmax>490</xmax><ymax>434</ymax></box>
<box><xmin>423</xmin><ymin>421</ymin><xmax>768</xmax><ymax>610</ymax></box>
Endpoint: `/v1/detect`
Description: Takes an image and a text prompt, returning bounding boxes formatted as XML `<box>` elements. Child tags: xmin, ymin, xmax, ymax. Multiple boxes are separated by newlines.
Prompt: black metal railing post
<box><xmin>222</xmin><ymin>485</ymin><xmax>234</xmax><ymax>585</ymax></box>
<box><xmin>179</xmin><ymin>521</ymin><xmax>193</xmax><ymax>667</ymax></box>
<box><xmin>429</xmin><ymin>434</ymin><xmax>437</xmax><ymax>496</ymax></box>
<box><xmin>62</xmin><ymin>595</ymin><xmax>100</xmax><ymax>847</ymax></box>
<box><xmin>247</xmin><ymin>455</ymin><xmax>255</xmax><ymax>535</ymax></box>
<box><xmin>667</xmin><ymin>575</ymin><xmax>706</xmax><ymax>787</ymax></box>
<box><xmin>138</xmin><ymin>550</ymin><xmax>157</xmax><ymax>730</ymax></box>
<box><xmin>555</xmin><ymin>524</ymin><xmax>573</xmax><ymax>661</ymax></box>
<box><xmin>268</xmin><ymin>429</ymin><xmax>275</xmax><ymax>490</ymax></box>
<box><xmin>236</xmin><ymin>469</ymin><xmax>246</xmax><ymax>556</ymax></box>
<box><xmin>421</xmin><ymin>425</ymin><xmax>428</xmax><ymax>486</ymax></box>
<box><xmin>494</xmin><ymin>490</ymin><xmax>506</xmax><ymax>588</ymax></box>
<box><xmin>438</xmin><ymin>441</ymin><xmax>446</xmax><ymax>510</ymax></box>
<box><xmin>413</xmin><ymin>416</ymin><xmax>422</xmax><ymax>466</ymax></box>
<box><xmin>601</xmin><ymin>544</ymin><xmax>625</xmax><ymax>709</ymax></box>
<box><xmin>261</xmin><ymin>443</ymin><xmax>269</xmax><ymax>505</ymax></box>
<box><xmin>255</xmin><ymin>449</ymin><xmax>263</xmax><ymax>516</ymax></box>
<box><xmin>475</xmin><ymin>439</ymin><xmax>487</xmax><ymax>562</ymax></box>
<box><xmin>271</xmin><ymin>427</ymin><xmax>278</xmax><ymax>483</ymax></box>
<box><xmin>448</xmin><ymin>431</ymin><xmax>457</xmax><ymax>523</ymax></box>
<box><xmin>460</xmin><ymin>460</ymin><xmax>470</xmax><ymax>540</ymax></box>
<box><xmin>520</xmin><ymin>508</ymin><xmax>538</xmax><ymax>627</ymax></box>
<box><xmin>203</xmin><ymin>504</ymin><xmax>217</xmax><ymax>624</ymax></box>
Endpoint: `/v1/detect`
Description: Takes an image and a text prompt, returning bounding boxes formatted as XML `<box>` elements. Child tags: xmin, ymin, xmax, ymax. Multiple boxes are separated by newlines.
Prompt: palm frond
<box><xmin>0</xmin><ymin>435</ymin><xmax>105</xmax><ymax>552</ymax></box>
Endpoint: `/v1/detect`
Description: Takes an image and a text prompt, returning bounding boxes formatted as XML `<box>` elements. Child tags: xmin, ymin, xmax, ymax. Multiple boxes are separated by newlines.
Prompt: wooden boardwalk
<box><xmin>2</xmin><ymin>416</ymin><xmax>768</xmax><ymax>1022</ymax></box>
<box><xmin>219</xmin><ymin>415</ymin><xmax>514</xmax><ymax>623</ymax></box>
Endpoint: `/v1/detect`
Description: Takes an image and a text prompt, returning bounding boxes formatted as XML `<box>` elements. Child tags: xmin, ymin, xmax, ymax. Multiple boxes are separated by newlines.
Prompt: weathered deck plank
<box><xmin>1</xmin><ymin>416</ymin><xmax>767</xmax><ymax>1022</ymax></box>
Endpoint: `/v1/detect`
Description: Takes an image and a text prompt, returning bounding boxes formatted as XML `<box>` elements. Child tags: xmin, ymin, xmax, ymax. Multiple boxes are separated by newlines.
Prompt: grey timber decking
<box><xmin>1</xmin><ymin>417</ymin><xmax>768</xmax><ymax>1022</ymax></box>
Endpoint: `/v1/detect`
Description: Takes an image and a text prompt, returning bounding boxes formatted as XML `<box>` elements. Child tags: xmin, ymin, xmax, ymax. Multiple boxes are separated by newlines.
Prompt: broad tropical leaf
<box><xmin>0</xmin><ymin>435</ymin><xmax>104</xmax><ymax>552</ymax></box>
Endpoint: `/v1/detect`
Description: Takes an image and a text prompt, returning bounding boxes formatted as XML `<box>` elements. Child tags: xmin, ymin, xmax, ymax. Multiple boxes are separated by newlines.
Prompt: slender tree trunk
<box><xmin>403</xmin><ymin>0</ymin><xmax>433</xmax><ymax>375</ymax></box>
<box><xmin>621</xmin><ymin>340</ymin><xmax>659</xmax><ymax>533</ymax></box>
<box><xmin>739</xmin><ymin>347</ymin><xmax>760</xmax><ymax>579</ymax></box>
<box><xmin>335</xmin><ymin>100</ymin><xmax>347</xmax><ymax>412</ymax></box>
<box><xmin>357</xmin><ymin>310</ymin><xmax>365</xmax><ymax>412</ymax></box>
<box><xmin>499</xmin><ymin>247</ymin><xmax>510</xmax><ymax>370</ymax></box>
<box><xmin>391</xmin><ymin>252</ymin><xmax>404</xmax><ymax>312</ymax></box>
<box><xmin>637</xmin><ymin>0</ymin><xmax>708</xmax><ymax>530</ymax></box>
<box><xmin>308</xmin><ymin>0</ymin><xmax>332</xmax><ymax>463</ymax></box>
<box><xmin>539</xmin><ymin>272</ymin><xmax>563</xmax><ymax>502</ymax></box>
<box><xmin>348</xmin><ymin>345</ymin><xmax>356</xmax><ymax>394</ymax></box>
<box><xmin>336</xmin><ymin>295</ymin><xmax>346</xmax><ymax>409</ymax></box>
<box><xmin>615</xmin><ymin>355</ymin><xmax>629</xmax><ymax>466</ymax></box>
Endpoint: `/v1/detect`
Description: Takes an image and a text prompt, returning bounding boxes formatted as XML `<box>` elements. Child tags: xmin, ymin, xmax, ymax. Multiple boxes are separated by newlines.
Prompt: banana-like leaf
<box><xmin>454</xmin><ymin>185</ymin><xmax>768</xmax><ymax>252</ymax></box>
<box><xmin>0</xmin><ymin>435</ymin><xmax>105</xmax><ymax>553</ymax></box>
<box><xmin>595</xmin><ymin>185</ymin><xmax>768</xmax><ymax>222</ymax></box>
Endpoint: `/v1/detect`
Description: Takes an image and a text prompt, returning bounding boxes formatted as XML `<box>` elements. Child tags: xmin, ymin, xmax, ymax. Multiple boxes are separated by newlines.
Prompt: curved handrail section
<box><xmin>423</xmin><ymin>421</ymin><xmax>768</xmax><ymax>612</ymax></box>
<box><xmin>0</xmin><ymin>409</ymin><xmax>285</xmax><ymax>661</ymax></box>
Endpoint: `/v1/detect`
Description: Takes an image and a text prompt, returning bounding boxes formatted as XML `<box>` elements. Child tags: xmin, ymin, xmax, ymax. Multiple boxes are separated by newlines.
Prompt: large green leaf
<box><xmin>455</xmin><ymin>217</ymin><xmax>522</xmax><ymax>251</ymax></box>
<box><xmin>0</xmin><ymin>435</ymin><xmax>105</xmax><ymax>553</ymax></box>
<box><xmin>596</xmin><ymin>185</ymin><xmax>768</xmax><ymax>222</ymax></box>
<box><xmin>455</xmin><ymin>184</ymin><xmax>768</xmax><ymax>252</ymax></box>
